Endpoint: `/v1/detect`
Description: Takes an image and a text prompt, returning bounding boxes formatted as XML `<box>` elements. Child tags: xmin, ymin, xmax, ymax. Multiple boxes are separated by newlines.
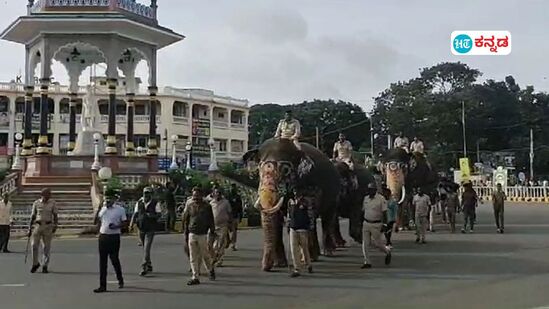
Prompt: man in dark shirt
<box><xmin>227</xmin><ymin>184</ymin><xmax>243</xmax><ymax>251</ymax></box>
<box><xmin>492</xmin><ymin>183</ymin><xmax>506</xmax><ymax>234</ymax></box>
<box><xmin>461</xmin><ymin>182</ymin><xmax>479</xmax><ymax>233</ymax></box>
<box><xmin>182</xmin><ymin>187</ymin><xmax>216</xmax><ymax>286</ymax></box>
<box><xmin>288</xmin><ymin>188</ymin><xmax>315</xmax><ymax>277</ymax></box>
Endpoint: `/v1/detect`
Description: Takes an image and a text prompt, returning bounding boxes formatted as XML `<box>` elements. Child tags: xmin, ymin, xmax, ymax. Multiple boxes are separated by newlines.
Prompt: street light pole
<box><xmin>530</xmin><ymin>128</ymin><xmax>534</xmax><ymax>180</ymax></box>
<box><xmin>370</xmin><ymin>116</ymin><xmax>374</xmax><ymax>156</ymax></box>
<box><xmin>185</xmin><ymin>141</ymin><xmax>192</xmax><ymax>170</ymax></box>
<box><xmin>169</xmin><ymin>135</ymin><xmax>179</xmax><ymax>170</ymax></box>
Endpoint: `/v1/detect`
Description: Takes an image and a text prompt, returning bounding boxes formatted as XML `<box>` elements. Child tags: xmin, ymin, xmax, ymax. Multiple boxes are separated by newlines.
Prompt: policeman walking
<box><xmin>492</xmin><ymin>183</ymin><xmax>506</xmax><ymax>234</ymax></box>
<box><xmin>130</xmin><ymin>187</ymin><xmax>161</xmax><ymax>276</ymax></box>
<box><xmin>361</xmin><ymin>183</ymin><xmax>392</xmax><ymax>269</ymax></box>
<box><xmin>93</xmin><ymin>189</ymin><xmax>127</xmax><ymax>293</ymax></box>
<box><xmin>29</xmin><ymin>188</ymin><xmax>58</xmax><ymax>273</ymax></box>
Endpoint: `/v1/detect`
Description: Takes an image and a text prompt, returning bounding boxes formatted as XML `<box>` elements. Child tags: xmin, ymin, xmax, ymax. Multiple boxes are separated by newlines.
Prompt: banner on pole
<box><xmin>459</xmin><ymin>158</ymin><xmax>470</xmax><ymax>181</ymax></box>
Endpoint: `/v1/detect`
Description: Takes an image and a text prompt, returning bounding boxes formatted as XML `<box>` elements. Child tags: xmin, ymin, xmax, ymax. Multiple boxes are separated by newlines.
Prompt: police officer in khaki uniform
<box><xmin>29</xmin><ymin>188</ymin><xmax>58</xmax><ymax>273</ymax></box>
<box><xmin>274</xmin><ymin>110</ymin><xmax>302</xmax><ymax>149</ymax></box>
<box><xmin>361</xmin><ymin>183</ymin><xmax>392</xmax><ymax>269</ymax></box>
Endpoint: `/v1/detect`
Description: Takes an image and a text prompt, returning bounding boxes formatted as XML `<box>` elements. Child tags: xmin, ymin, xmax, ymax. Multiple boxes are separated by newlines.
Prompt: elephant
<box><xmin>380</xmin><ymin>148</ymin><xmax>438</xmax><ymax>228</ymax></box>
<box><xmin>332</xmin><ymin>161</ymin><xmax>375</xmax><ymax>244</ymax></box>
<box><xmin>244</xmin><ymin>138</ymin><xmax>341</xmax><ymax>271</ymax></box>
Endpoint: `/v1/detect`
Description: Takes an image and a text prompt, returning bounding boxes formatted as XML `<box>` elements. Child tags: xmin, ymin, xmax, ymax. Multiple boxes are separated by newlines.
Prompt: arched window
<box><xmin>173</xmin><ymin>101</ymin><xmax>187</xmax><ymax>117</ymax></box>
<box><xmin>15</xmin><ymin>97</ymin><xmax>25</xmax><ymax>114</ymax></box>
<box><xmin>59</xmin><ymin>98</ymin><xmax>70</xmax><ymax>114</ymax></box>
<box><xmin>0</xmin><ymin>96</ymin><xmax>9</xmax><ymax>113</ymax></box>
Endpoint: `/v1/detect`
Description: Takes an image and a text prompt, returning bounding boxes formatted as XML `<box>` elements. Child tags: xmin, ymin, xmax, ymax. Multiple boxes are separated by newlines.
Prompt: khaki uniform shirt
<box><xmin>31</xmin><ymin>198</ymin><xmax>58</xmax><ymax>223</ymax></box>
<box><xmin>394</xmin><ymin>137</ymin><xmax>409</xmax><ymax>149</ymax></box>
<box><xmin>362</xmin><ymin>194</ymin><xmax>387</xmax><ymax>222</ymax></box>
<box><xmin>210</xmin><ymin>197</ymin><xmax>232</xmax><ymax>228</ymax></box>
<box><xmin>413</xmin><ymin>194</ymin><xmax>431</xmax><ymax>217</ymax></box>
<box><xmin>410</xmin><ymin>141</ymin><xmax>424</xmax><ymax>153</ymax></box>
<box><xmin>275</xmin><ymin>119</ymin><xmax>301</xmax><ymax>139</ymax></box>
<box><xmin>0</xmin><ymin>201</ymin><xmax>12</xmax><ymax>225</ymax></box>
<box><xmin>333</xmin><ymin>140</ymin><xmax>353</xmax><ymax>161</ymax></box>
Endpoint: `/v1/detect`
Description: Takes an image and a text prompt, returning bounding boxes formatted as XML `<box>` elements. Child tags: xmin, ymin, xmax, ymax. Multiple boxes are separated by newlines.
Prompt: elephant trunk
<box><xmin>386</xmin><ymin>165</ymin><xmax>406</xmax><ymax>204</ymax></box>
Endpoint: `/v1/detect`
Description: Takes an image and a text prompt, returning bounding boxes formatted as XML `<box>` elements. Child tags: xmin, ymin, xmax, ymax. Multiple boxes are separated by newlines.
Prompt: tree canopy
<box><xmin>248</xmin><ymin>62</ymin><xmax>549</xmax><ymax>178</ymax></box>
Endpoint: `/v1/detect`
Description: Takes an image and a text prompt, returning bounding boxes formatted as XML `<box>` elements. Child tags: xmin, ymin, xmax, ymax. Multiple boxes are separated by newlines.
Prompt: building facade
<box><xmin>0</xmin><ymin>80</ymin><xmax>249</xmax><ymax>167</ymax></box>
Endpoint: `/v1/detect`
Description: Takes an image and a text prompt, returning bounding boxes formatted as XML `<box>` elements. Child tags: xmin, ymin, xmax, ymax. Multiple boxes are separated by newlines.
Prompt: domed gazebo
<box><xmin>0</xmin><ymin>0</ymin><xmax>184</xmax><ymax>159</ymax></box>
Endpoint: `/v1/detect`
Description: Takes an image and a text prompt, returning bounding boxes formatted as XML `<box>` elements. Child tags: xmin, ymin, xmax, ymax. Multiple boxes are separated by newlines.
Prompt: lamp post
<box><xmin>11</xmin><ymin>133</ymin><xmax>23</xmax><ymax>170</ymax></box>
<box><xmin>91</xmin><ymin>132</ymin><xmax>102</xmax><ymax>170</ymax></box>
<box><xmin>136</xmin><ymin>146</ymin><xmax>144</xmax><ymax>157</ymax></box>
<box><xmin>185</xmin><ymin>141</ymin><xmax>192</xmax><ymax>170</ymax></box>
<box><xmin>169</xmin><ymin>134</ymin><xmax>179</xmax><ymax>170</ymax></box>
<box><xmin>208</xmin><ymin>137</ymin><xmax>218</xmax><ymax>172</ymax></box>
<box><xmin>98</xmin><ymin>166</ymin><xmax>112</xmax><ymax>196</ymax></box>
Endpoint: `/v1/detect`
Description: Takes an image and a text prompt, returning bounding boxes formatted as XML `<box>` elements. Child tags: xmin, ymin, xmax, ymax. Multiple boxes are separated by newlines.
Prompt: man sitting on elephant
<box><xmin>274</xmin><ymin>110</ymin><xmax>302</xmax><ymax>150</ymax></box>
<box><xmin>394</xmin><ymin>132</ymin><xmax>409</xmax><ymax>152</ymax></box>
<box><xmin>333</xmin><ymin>133</ymin><xmax>358</xmax><ymax>188</ymax></box>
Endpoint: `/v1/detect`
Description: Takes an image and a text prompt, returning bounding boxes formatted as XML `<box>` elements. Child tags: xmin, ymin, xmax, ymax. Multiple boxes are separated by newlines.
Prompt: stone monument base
<box><xmin>73</xmin><ymin>130</ymin><xmax>105</xmax><ymax>156</ymax></box>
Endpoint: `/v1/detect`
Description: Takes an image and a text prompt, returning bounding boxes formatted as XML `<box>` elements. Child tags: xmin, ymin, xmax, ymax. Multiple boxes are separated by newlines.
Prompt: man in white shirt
<box><xmin>413</xmin><ymin>187</ymin><xmax>431</xmax><ymax>244</ymax></box>
<box><xmin>129</xmin><ymin>187</ymin><xmax>162</xmax><ymax>276</ymax></box>
<box><xmin>274</xmin><ymin>110</ymin><xmax>302</xmax><ymax>150</ymax></box>
<box><xmin>0</xmin><ymin>193</ymin><xmax>13</xmax><ymax>253</ymax></box>
<box><xmin>333</xmin><ymin>133</ymin><xmax>354</xmax><ymax>169</ymax></box>
<box><xmin>209</xmin><ymin>187</ymin><xmax>233</xmax><ymax>267</ymax></box>
<box><xmin>361</xmin><ymin>183</ymin><xmax>392</xmax><ymax>269</ymax></box>
<box><xmin>93</xmin><ymin>189</ymin><xmax>127</xmax><ymax>293</ymax></box>
<box><xmin>394</xmin><ymin>132</ymin><xmax>409</xmax><ymax>152</ymax></box>
<box><xmin>410</xmin><ymin>137</ymin><xmax>425</xmax><ymax>154</ymax></box>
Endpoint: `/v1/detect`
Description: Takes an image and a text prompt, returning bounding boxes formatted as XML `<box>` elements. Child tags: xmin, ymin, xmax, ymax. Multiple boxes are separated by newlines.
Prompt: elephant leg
<box><xmin>333</xmin><ymin>218</ymin><xmax>347</xmax><ymax>248</ymax></box>
<box><xmin>274</xmin><ymin>215</ymin><xmax>288</xmax><ymax>268</ymax></box>
<box><xmin>308</xmin><ymin>224</ymin><xmax>320</xmax><ymax>262</ymax></box>
<box><xmin>261</xmin><ymin>213</ymin><xmax>276</xmax><ymax>272</ymax></box>
<box><xmin>321</xmin><ymin>212</ymin><xmax>337</xmax><ymax>256</ymax></box>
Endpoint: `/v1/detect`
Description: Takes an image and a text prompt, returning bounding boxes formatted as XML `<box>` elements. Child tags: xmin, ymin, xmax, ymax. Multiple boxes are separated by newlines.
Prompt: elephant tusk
<box><xmin>398</xmin><ymin>185</ymin><xmax>406</xmax><ymax>204</ymax></box>
<box><xmin>254</xmin><ymin>198</ymin><xmax>262</xmax><ymax>211</ymax></box>
<box><xmin>262</xmin><ymin>196</ymin><xmax>285</xmax><ymax>215</ymax></box>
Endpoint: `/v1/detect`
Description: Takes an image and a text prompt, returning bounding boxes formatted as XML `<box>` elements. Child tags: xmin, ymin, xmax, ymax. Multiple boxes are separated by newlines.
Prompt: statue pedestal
<box><xmin>73</xmin><ymin>130</ymin><xmax>105</xmax><ymax>156</ymax></box>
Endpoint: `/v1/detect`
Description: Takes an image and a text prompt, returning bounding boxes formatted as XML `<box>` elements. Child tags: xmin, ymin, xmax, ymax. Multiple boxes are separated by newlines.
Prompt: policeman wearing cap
<box><xmin>274</xmin><ymin>110</ymin><xmax>302</xmax><ymax>150</ymax></box>
<box><xmin>361</xmin><ymin>182</ymin><xmax>392</xmax><ymax>269</ymax></box>
<box><xmin>130</xmin><ymin>187</ymin><xmax>162</xmax><ymax>276</ymax></box>
<box><xmin>93</xmin><ymin>188</ymin><xmax>126</xmax><ymax>293</ymax></box>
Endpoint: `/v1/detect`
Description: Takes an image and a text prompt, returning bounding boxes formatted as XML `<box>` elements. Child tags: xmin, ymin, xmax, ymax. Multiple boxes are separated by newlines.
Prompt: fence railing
<box><xmin>465</xmin><ymin>186</ymin><xmax>549</xmax><ymax>202</ymax></box>
<box><xmin>0</xmin><ymin>173</ymin><xmax>19</xmax><ymax>197</ymax></box>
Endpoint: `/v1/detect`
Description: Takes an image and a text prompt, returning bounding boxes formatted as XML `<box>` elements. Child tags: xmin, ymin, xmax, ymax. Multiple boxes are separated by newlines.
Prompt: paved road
<box><xmin>1</xmin><ymin>203</ymin><xmax>549</xmax><ymax>309</ymax></box>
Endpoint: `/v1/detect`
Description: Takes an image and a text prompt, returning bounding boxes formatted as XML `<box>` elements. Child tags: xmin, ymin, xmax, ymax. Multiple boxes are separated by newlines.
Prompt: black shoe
<box><xmin>139</xmin><ymin>270</ymin><xmax>148</xmax><ymax>276</ymax></box>
<box><xmin>415</xmin><ymin>238</ymin><xmax>420</xmax><ymax>243</ymax></box>
<box><xmin>384</xmin><ymin>252</ymin><xmax>392</xmax><ymax>265</ymax></box>
<box><xmin>461</xmin><ymin>229</ymin><xmax>466</xmax><ymax>234</ymax></box>
<box><xmin>42</xmin><ymin>266</ymin><xmax>49</xmax><ymax>274</ymax></box>
<box><xmin>361</xmin><ymin>263</ymin><xmax>372</xmax><ymax>269</ymax></box>
<box><xmin>147</xmin><ymin>265</ymin><xmax>153</xmax><ymax>273</ymax></box>
<box><xmin>308</xmin><ymin>266</ymin><xmax>313</xmax><ymax>274</ymax></box>
<box><xmin>290</xmin><ymin>271</ymin><xmax>300</xmax><ymax>278</ymax></box>
<box><xmin>2</xmin><ymin>249</ymin><xmax>11</xmax><ymax>253</ymax></box>
<box><xmin>209</xmin><ymin>269</ymin><xmax>216</xmax><ymax>281</ymax></box>
<box><xmin>187</xmin><ymin>279</ymin><xmax>200</xmax><ymax>286</ymax></box>
<box><xmin>31</xmin><ymin>263</ymin><xmax>40</xmax><ymax>273</ymax></box>
<box><xmin>500</xmin><ymin>229</ymin><xmax>504</xmax><ymax>234</ymax></box>
<box><xmin>118</xmin><ymin>281</ymin><xmax>124</xmax><ymax>289</ymax></box>
<box><xmin>93</xmin><ymin>287</ymin><xmax>107</xmax><ymax>293</ymax></box>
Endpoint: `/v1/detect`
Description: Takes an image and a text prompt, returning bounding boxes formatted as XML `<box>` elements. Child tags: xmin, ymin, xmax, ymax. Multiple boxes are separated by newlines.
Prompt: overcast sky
<box><xmin>0</xmin><ymin>0</ymin><xmax>548</xmax><ymax>110</ymax></box>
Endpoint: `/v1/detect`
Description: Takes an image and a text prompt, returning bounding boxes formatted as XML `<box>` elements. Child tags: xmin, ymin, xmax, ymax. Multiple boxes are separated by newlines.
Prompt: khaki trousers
<box><xmin>362</xmin><ymin>222</ymin><xmax>389</xmax><ymax>264</ymax></box>
<box><xmin>416</xmin><ymin>216</ymin><xmax>428</xmax><ymax>240</ymax></box>
<box><xmin>32</xmin><ymin>223</ymin><xmax>54</xmax><ymax>267</ymax></box>
<box><xmin>188</xmin><ymin>233</ymin><xmax>213</xmax><ymax>280</ymax></box>
<box><xmin>212</xmin><ymin>226</ymin><xmax>228</xmax><ymax>264</ymax></box>
<box><xmin>290</xmin><ymin>229</ymin><xmax>310</xmax><ymax>272</ymax></box>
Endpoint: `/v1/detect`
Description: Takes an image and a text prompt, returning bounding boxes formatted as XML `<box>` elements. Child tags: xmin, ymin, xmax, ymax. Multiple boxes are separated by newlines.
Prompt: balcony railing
<box><xmin>30</xmin><ymin>0</ymin><xmax>156</xmax><ymax>21</ymax></box>
<box><xmin>213</xmin><ymin>120</ymin><xmax>229</xmax><ymax>128</ymax></box>
<box><xmin>100</xmin><ymin>115</ymin><xmax>127</xmax><ymax>123</ymax></box>
<box><xmin>173</xmin><ymin>116</ymin><xmax>189</xmax><ymax>124</ymax></box>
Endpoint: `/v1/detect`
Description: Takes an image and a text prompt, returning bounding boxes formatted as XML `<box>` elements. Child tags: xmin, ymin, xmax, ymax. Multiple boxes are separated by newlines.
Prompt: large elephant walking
<box><xmin>380</xmin><ymin>148</ymin><xmax>438</xmax><ymax>228</ymax></box>
<box><xmin>244</xmin><ymin>138</ymin><xmax>341</xmax><ymax>271</ymax></box>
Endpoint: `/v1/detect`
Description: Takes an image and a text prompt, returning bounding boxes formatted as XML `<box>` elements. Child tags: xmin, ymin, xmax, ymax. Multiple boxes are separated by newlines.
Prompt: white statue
<box><xmin>81</xmin><ymin>85</ymin><xmax>100</xmax><ymax>132</ymax></box>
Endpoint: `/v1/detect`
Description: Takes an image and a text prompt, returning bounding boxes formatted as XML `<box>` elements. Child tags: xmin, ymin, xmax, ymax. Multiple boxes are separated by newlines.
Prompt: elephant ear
<box><xmin>297</xmin><ymin>155</ymin><xmax>314</xmax><ymax>179</ymax></box>
<box><xmin>409</xmin><ymin>156</ymin><xmax>418</xmax><ymax>172</ymax></box>
<box><xmin>243</xmin><ymin>149</ymin><xmax>259</xmax><ymax>163</ymax></box>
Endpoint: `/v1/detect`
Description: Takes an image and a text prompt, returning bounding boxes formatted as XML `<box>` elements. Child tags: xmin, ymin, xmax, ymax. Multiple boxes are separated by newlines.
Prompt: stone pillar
<box><xmin>125</xmin><ymin>93</ymin><xmax>135</xmax><ymax>156</ymax></box>
<box><xmin>105</xmin><ymin>78</ymin><xmax>117</xmax><ymax>155</ymax></box>
<box><xmin>68</xmin><ymin>92</ymin><xmax>77</xmax><ymax>152</ymax></box>
<box><xmin>36</xmin><ymin>78</ymin><xmax>50</xmax><ymax>155</ymax></box>
<box><xmin>147</xmin><ymin>86</ymin><xmax>158</xmax><ymax>156</ymax></box>
<box><xmin>21</xmin><ymin>85</ymin><xmax>34</xmax><ymax>156</ymax></box>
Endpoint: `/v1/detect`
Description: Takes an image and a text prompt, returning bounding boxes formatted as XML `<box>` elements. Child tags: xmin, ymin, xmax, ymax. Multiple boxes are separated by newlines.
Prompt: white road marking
<box><xmin>0</xmin><ymin>283</ymin><xmax>26</xmax><ymax>287</ymax></box>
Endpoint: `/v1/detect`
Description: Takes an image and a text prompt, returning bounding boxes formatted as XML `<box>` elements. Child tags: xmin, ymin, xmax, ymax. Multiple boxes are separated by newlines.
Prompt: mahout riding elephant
<box><xmin>244</xmin><ymin>138</ymin><xmax>341</xmax><ymax>271</ymax></box>
<box><xmin>332</xmin><ymin>161</ymin><xmax>375</xmax><ymax>244</ymax></box>
<box><xmin>379</xmin><ymin>148</ymin><xmax>438</xmax><ymax>228</ymax></box>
